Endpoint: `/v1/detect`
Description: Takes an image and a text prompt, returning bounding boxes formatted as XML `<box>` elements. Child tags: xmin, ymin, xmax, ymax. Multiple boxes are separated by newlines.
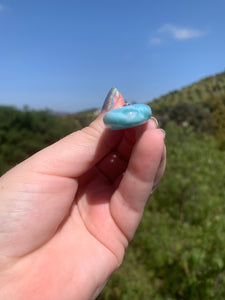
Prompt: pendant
<box><xmin>103</xmin><ymin>104</ymin><xmax>152</xmax><ymax>130</ymax></box>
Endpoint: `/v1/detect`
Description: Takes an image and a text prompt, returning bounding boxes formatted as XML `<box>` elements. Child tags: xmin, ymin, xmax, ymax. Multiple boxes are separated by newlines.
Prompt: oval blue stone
<box><xmin>103</xmin><ymin>104</ymin><xmax>152</xmax><ymax>130</ymax></box>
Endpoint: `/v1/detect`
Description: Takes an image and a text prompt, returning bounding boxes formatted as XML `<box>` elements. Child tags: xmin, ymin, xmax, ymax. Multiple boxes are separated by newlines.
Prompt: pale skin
<box><xmin>0</xmin><ymin>91</ymin><xmax>166</xmax><ymax>300</ymax></box>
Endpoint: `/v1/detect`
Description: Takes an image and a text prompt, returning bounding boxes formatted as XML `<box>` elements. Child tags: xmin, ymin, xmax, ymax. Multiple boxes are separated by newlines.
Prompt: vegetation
<box><xmin>150</xmin><ymin>71</ymin><xmax>225</xmax><ymax>141</ymax></box>
<box><xmin>1</xmin><ymin>71</ymin><xmax>225</xmax><ymax>299</ymax></box>
<box><xmin>98</xmin><ymin>123</ymin><xmax>225</xmax><ymax>299</ymax></box>
<box><xmin>0</xmin><ymin>106</ymin><xmax>82</xmax><ymax>174</ymax></box>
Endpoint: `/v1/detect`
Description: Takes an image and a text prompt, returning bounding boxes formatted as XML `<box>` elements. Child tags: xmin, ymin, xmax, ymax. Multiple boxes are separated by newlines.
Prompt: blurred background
<box><xmin>0</xmin><ymin>1</ymin><xmax>225</xmax><ymax>299</ymax></box>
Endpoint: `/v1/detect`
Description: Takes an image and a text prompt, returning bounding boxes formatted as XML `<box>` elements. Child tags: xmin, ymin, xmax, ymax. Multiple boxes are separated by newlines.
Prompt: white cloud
<box><xmin>149</xmin><ymin>24</ymin><xmax>208</xmax><ymax>46</ymax></box>
<box><xmin>158</xmin><ymin>24</ymin><xmax>206</xmax><ymax>40</ymax></box>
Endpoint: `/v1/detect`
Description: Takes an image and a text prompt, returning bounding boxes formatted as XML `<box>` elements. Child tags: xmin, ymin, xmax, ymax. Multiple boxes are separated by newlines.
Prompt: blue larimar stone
<box><xmin>103</xmin><ymin>104</ymin><xmax>152</xmax><ymax>130</ymax></box>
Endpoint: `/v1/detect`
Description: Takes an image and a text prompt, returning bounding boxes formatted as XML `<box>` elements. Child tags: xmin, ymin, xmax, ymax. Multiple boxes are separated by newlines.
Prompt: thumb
<box><xmin>28</xmin><ymin>88</ymin><xmax>125</xmax><ymax>178</ymax></box>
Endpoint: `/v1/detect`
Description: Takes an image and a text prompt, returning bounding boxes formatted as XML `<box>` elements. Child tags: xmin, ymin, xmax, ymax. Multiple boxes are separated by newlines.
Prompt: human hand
<box><xmin>0</xmin><ymin>89</ymin><xmax>166</xmax><ymax>300</ymax></box>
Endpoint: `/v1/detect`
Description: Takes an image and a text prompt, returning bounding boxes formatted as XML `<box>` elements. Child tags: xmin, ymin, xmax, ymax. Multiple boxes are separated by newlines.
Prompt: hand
<box><xmin>0</xmin><ymin>89</ymin><xmax>166</xmax><ymax>300</ymax></box>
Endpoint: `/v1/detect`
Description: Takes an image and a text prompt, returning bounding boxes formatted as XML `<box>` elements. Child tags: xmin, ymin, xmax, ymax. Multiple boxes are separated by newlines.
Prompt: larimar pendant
<box><xmin>103</xmin><ymin>104</ymin><xmax>152</xmax><ymax>130</ymax></box>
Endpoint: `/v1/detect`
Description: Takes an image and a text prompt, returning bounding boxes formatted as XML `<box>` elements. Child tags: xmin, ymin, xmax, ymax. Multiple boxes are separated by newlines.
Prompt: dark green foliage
<box><xmin>167</xmin><ymin>102</ymin><xmax>212</xmax><ymax>134</ymax></box>
<box><xmin>210</xmin><ymin>94</ymin><xmax>225</xmax><ymax>140</ymax></box>
<box><xmin>150</xmin><ymin>71</ymin><xmax>225</xmax><ymax>137</ymax></box>
<box><xmin>0</xmin><ymin>106</ymin><xmax>82</xmax><ymax>175</ymax></box>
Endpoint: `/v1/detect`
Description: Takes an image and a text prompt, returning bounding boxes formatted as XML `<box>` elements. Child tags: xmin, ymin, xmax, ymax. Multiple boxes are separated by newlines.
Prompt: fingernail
<box><xmin>150</xmin><ymin>116</ymin><xmax>159</xmax><ymax>128</ymax></box>
<box><xmin>101</xmin><ymin>88</ymin><xmax>120</xmax><ymax>112</ymax></box>
<box><xmin>159</xmin><ymin>128</ymin><xmax>166</xmax><ymax>138</ymax></box>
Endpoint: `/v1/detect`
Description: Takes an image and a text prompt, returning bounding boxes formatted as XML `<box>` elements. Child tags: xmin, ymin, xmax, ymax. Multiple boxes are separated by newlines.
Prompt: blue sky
<box><xmin>0</xmin><ymin>0</ymin><xmax>225</xmax><ymax>112</ymax></box>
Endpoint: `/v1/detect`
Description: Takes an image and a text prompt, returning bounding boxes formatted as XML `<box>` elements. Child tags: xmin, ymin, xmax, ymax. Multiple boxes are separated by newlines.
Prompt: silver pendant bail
<box><xmin>123</xmin><ymin>102</ymin><xmax>131</xmax><ymax>106</ymax></box>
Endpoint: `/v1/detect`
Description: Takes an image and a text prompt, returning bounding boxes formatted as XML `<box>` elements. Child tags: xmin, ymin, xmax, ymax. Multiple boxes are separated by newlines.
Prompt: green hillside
<box><xmin>151</xmin><ymin>71</ymin><xmax>225</xmax><ymax>108</ymax></box>
<box><xmin>0</xmin><ymin>71</ymin><xmax>225</xmax><ymax>299</ymax></box>
<box><xmin>149</xmin><ymin>71</ymin><xmax>225</xmax><ymax>142</ymax></box>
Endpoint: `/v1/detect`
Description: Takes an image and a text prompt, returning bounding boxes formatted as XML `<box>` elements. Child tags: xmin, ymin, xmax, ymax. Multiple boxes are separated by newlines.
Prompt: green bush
<box><xmin>0</xmin><ymin>106</ymin><xmax>81</xmax><ymax>175</ymax></box>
